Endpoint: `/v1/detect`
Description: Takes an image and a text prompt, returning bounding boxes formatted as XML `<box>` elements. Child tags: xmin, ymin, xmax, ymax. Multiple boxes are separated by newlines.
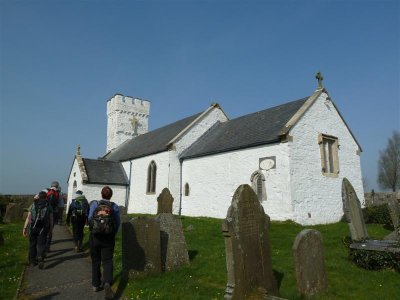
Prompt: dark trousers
<box><xmin>89</xmin><ymin>233</ymin><xmax>115</xmax><ymax>287</ymax></box>
<box><xmin>72</xmin><ymin>216</ymin><xmax>86</xmax><ymax>247</ymax></box>
<box><xmin>29</xmin><ymin>227</ymin><xmax>48</xmax><ymax>264</ymax></box>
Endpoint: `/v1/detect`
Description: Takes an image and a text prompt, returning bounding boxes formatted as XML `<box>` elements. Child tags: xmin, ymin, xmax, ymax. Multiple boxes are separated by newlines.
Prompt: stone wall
<box><xmin>364</xmin><ymin>191</ymin><xmax>400</xmax><ymax>207</ymax></box>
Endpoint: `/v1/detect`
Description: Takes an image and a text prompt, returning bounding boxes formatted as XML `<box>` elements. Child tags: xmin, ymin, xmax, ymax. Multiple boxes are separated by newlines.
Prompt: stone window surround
<box><xmin>250</xmin><ymin>170</ymin><xmax>267</xmax><ymax>202</ymax></box>
<box><xmin>318</xmin><ymin>133</ymin><xmax>339</xmax><ymax>178</ymax></box>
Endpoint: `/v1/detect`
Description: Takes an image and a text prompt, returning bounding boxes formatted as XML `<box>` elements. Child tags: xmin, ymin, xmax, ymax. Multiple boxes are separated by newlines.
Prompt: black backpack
<box><xmin>72</xmin><ymin>196</ymin><xmax>88</xmax><ymax>217</ymax></box>
<box><xmin>31</xmin><ymin>199</ymin><xmax>49</xmax><ymax>229</ymax></box>
<box><xmin>90</xmin><ymin>200</ymin><xmax>115</xmax><ymax>235</ymax></box>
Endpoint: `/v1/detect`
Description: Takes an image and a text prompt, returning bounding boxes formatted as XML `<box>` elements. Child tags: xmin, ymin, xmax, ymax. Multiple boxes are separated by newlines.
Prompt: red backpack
<box><xmin>47</xmin><ymin>189</ymin><xmax>59</xmax><ymax>209</ymax></box>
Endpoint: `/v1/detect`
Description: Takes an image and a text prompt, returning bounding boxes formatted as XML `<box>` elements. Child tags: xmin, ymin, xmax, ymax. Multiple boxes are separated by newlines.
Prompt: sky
<box><xmin>0</xmin><ymin>0</ymin><xmax>399</xmax><ymax>194</ymax></box>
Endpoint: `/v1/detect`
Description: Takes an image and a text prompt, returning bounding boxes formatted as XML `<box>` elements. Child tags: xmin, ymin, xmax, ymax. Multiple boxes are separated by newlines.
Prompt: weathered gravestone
<box><xmin>222</xmin><ymin>184</ymin><xmax>278</xmax><ymax>300</ymax></box>
<box><xmin>157</xmin><ymin>188</ymin><xmax>173</xmax><ymax>214</ymax></box>
<box><xmin>384</xmin><ymin>194</ymin><xmax>400</xmax><ymax>241</ymax></box>
<box><xmin>122</xmin><ymin>217</ymin><xmax>161</xmax><ymax>279</ymax></box>
<box><xmin>3</xmin><ymin>203</ymin><xmax>24</xmax><ymax>223</ymax></box>
<box><xmin>155</xmin><ymin>213</ymin><xmax>190</xmax><ymax>272</ymax></box>
<box><xmin>293</xmin><ymin>229</ymin><xmax>327</xmax><ymax>297</ymax></box>
<box><xmin>342</xmin><ymin>178</ymin><xmax>400</xmax><ymax>254</ymax></box>
<box><xmin>342</xmin><ymin>178</ymin><xmax>369</xmax><ymax>241</ymax></box>
<box><xmin>118</xmin><ymin>205</ymin><xmax>129</xmax><ymax>223</ymax></box>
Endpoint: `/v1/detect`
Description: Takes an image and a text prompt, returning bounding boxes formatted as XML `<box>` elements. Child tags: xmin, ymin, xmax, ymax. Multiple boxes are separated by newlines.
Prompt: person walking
<box><xmin>57</xmin><ymin>187</ymin><xmax>66</xmax><ymax>225</ymax></box>
<box><xmin>88</xmin><ymin>186</ymin><xmax>120</xmax><ymax>300</ymax></box>
<box><xmin>66</xmin><ymin>190</ymin><xmax>89</xmax><ymax>252</ymax></box>
<box><xmin>46</xmin><ymin>181</ymin><xmax>60</xmax><ymax>252</ymax></box>
<box><xmin>23</xmin><ymin>190</ymin><xmax>53</xmax><ymax>269</ymax></box>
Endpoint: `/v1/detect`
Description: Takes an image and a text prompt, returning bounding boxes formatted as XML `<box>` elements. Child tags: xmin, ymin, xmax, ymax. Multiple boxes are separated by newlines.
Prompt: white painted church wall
<box><xmin>67</xmin><ymin>158</ymin><xmax>127</xmax><ymax>210</ymax></box>
<box><xmin>181</xmin><ymin>143</ymin><xmax>293</xmax><ymax>220</ymax></box>
<box><xmin>127</xmin><ymin>151</ymin><xmax>177</xmax><ymax>215</ymax></box>
<box><xmin>289</xmin><ymin>92</ymin><xmax>364</xmax><ymax>225</ymax></box>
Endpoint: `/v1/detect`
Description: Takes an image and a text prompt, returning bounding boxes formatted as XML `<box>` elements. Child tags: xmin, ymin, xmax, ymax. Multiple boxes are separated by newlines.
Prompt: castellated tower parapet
<box><xmin>106</xmin><ymin>93</ymin><xmax>151</xmax><ymax>152</ymax></box>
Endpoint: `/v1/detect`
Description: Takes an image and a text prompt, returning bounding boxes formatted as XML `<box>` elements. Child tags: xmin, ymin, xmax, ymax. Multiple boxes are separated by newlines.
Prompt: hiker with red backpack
<box><xmin>88</xmin><ymin>186</ymin><xmax>120</xmax><ymax>300</ymax></box>
<box><xmin>66</xmin><ymin>190</ymin><xmax>89</xmax><ymax>252</ymax></box>
<box><xmin>23</xmin><ymin>190</ymin><xmax>53</xmax><ymax>269</ymax></box>
<box><xmin>45</xmin><ymin>181</ymin><xmax>60</xmax><ymax>252</ymax></box>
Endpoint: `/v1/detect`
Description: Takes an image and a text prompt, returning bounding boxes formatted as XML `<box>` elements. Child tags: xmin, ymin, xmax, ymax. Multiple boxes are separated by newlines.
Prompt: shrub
<box><xmin>349</xmin><ymin>248</ymin><xmax>400</xmax><ymax>272</ymax></box>
<box><xmin>362</xmin><ymin>204</ymin><xmax>393</xmax><ymax>228</ymax></box>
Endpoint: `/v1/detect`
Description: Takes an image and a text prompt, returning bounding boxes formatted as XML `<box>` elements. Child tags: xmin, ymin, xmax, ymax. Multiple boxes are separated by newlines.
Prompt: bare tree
<box><xmin>378</xmin><ymin>130</ymin><xmax>400</xmax><ymax>191</ymax></box>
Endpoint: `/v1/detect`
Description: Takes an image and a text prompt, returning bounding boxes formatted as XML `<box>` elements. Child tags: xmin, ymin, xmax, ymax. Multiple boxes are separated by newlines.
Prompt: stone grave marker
<box><xmin>122</xmin><ymin>217</ymin><xmax>161</xmax><ymax>278</ymax></box>
<box><xmin>222</xmin><ymin>184</ymin><xmax>278</xmax><ymax>300</ymax></box>
<box><xmin>342</xmin><ymin>178</ymin><xmax>369</xmax><ymax>241</ymax></box>
<box><xmin>157</xmin><ymin>188</ymin><xmax>174</xmax><ymax>214</ymax></box>
<box><xmin>3</xmin><ymin>203</ymin><xmax>24</xmax><ymax>223</ymax></box>
<box><xmin>155</xmin><ymin>213</ymin><xmax>189</xmax><ymax>272</ymax></box>
<box><xmin>293</xmin><ymin>229</ymin><xmax>327</xmax><ymax>297</ymax></box>
<box><xmin>384</xmin><ymin>195</ymin><xmax>400</xmax><ymax>241</ymax></box>
<box><xmin>119</xmin><ymin>205</ymin><xmax>129</xmax><ymax>223</ymax></box>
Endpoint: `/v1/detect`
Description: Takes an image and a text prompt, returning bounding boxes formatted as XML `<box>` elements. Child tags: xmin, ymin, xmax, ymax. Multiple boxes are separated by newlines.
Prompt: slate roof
<box><xmin>104</xmin><ymin>112</ymin><xmax>202</xmax><ymax>161</ymax></box>
<box><xmin>82</xmin><ymin>158</ymin><xmax>128</xmax><ymax>185</ymax></box>
<box><xmin>180</xmin><ymin>97</ymin><xmax>309</xmax><ymax>159</ymax></box>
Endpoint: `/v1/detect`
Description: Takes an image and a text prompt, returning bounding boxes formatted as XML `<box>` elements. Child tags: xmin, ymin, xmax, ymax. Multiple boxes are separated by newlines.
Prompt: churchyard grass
<box><xmin>116</xmin><ymin>216</ymin><xmax>399</xmax><ymax>300</ymax></box>
<box><xmin>0</xmin><ymin>221</ymin><xmax>27</xmax><ymax>299</ymax></box>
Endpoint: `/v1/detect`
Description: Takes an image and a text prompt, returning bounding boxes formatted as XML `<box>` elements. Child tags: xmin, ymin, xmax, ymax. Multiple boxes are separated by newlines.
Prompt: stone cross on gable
<box><xmin>316</xmin><ymin>72</ymin><xmax>324</xmax><ymax>89</ymax></box>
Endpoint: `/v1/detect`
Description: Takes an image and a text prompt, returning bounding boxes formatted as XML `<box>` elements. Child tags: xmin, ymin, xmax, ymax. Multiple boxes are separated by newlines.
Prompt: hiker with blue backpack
<box><xmin>66</xmin><ymin>190</ymin><xmax>89</xmax><ymax>252</ymax></box>
<box><xmin>23</xmin><ymin>190</ymin><xmax>53</xmax><ymax>269</ymax></box>
<box><xmin>88</xmin><ymin>186</ymin><xmax>120</xmax><ymax>300</ymax></box>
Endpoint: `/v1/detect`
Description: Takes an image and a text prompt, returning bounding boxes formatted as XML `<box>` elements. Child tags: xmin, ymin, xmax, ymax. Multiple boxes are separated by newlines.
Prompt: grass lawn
<box><xmin>0</xmin><ymin>221</ymin><xmax>28</xmax><ymax>300</ymax></box>
<box><xmin>2</xmin><ymin>217</ymin><xmax>399</xmax><ymax>299</ymax></box>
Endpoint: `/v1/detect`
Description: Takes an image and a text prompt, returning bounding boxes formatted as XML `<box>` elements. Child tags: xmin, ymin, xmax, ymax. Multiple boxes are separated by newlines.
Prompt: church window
<box><xmin>72</xmin><ymin>180</ymin><xmax>77</xmax><ymax>196</ymax></box>
<box><xmin>184</xmin><ymin>183</ymin><xmax>190</xmax><ymax>196</ymax></box>
<box><xmin>147</xmin><ymin>161</ymin><xmax>157</xmax><ymax>194</ymax></box>
<box><xmin>250</xmin><ymin>171</ymin><xmax>266</xmax><ymax>202</ymax></box>
<box><xmin>319</xmin><ymin>134</ymin><xmax>339</xmax><ymax>177</ymax></box>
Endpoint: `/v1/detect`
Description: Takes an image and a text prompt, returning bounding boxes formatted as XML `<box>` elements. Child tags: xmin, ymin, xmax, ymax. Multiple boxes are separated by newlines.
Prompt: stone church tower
<box><xmin>106</xmin><ymin>94</ymin><xmax>150</xmax><ymax>152</ymax></box>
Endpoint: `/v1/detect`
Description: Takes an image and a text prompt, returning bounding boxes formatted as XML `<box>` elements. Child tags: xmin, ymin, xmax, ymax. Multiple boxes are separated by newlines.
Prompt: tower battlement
<box><xmin>106</xmin><ymin>93</ymin><xmax>151</xmax><ymax>152</ymax></box>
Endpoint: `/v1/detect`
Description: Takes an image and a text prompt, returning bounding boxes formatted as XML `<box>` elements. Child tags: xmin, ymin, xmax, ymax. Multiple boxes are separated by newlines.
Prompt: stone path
<box><xmin>17</xmin><ymin>225</ymin><xmax>108</xmax><ymax>299</ymax></box>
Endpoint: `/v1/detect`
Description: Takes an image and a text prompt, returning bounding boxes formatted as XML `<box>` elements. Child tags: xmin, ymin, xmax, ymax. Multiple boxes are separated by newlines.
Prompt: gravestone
<box><xmin>222</xmin><ymin>184</ymin><xmax>278</xmax><ymax>300</ymax></box>
<box><xmin>3</xmin><ymin>203</ymin><xmax>24</xmax><ymax>223</ymax></box>
<box><xmin>384</xmin><ymin>195</ymin><xmax>400</xmax><ymax>241</ymax></box>
<box><xmin>122</xmin><ymin>217</ymin><xmax>161</xmax><ymax>279</ymax></box>
<box><xmin>157</xmin><ymin>188</ymin><xmax>174</xmax><ymax>214</ymax></box>
<box><xmin>155</xmin><ymin>213</ymin><xmax>190</xmax><ymax>272</ymax></box>
<box><xmin>342</xmin><ymin>178</ymin><xmax>369</xmax><ymax>241</ymax></box>
<box><xmin>119</xmin><ymin>205</ymin><xmax>129</xmax><ymax>223</ymax></box>
<box><xmin>293</xmin><ymin>229</ymin><xmax>327</xmax><ymax>297</ymax></box>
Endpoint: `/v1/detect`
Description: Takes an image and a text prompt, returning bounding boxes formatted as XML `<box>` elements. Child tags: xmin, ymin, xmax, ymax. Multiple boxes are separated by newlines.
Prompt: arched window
<box><xmin>147</xmin><ymin>161</ymin><xmax>157</xmax><ymax>194</ymax></box>
<box><xmin>250</xmin><ymin>171</ymin><xmax>267</xmax><ymax>202</ymax></box>
<box><xmin>184</xmin><ymin>183</ymin><xmax>190</xmax><ymax>196</ymax></box>
<box><xmin>72</xmin><ymin>180</ymin><xmax>77</xmax><ymax>195</ymax></box>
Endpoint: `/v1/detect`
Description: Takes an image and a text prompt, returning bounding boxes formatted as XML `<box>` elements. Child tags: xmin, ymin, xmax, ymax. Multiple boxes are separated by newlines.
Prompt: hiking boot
<box><xmin>38</xmin><ymin>261</ymin><xmax>44</xmax><ymax>269</ymax></box>
<box><xmin>92</xmin><ymin>286</ymin><xmax>101</xmax><ymax>292</ymax></box>
<box><xmin>104</xmin><ymin>283</ymin><xmax>113</xmax><ymax>299</ymax></box>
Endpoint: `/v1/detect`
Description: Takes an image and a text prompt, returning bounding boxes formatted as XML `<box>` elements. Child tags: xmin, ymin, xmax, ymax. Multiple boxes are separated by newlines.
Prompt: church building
<box><xmin>67</xmin><ymin>75</ymin><xmax>364</xmax><ymax>225</ymax></box>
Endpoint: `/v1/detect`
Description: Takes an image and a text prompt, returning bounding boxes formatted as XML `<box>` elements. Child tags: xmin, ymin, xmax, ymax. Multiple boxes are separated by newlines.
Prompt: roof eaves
<box><xmin>181</xmin><ymin>138</ymin><xmax>281</xmax><ymax>160</ymax></box>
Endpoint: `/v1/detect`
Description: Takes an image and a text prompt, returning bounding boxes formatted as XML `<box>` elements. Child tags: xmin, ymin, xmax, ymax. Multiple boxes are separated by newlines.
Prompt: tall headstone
<box><xmin>342</xmin><ymin>178</ymin><xmax>369</xmax><ymax>241</ymax></box>
<box><xmin>157</xmin><ymin>188</ymin><xmax>174</xmax><ymax>214</ymax></box>
<box><xmin>3</xmin><ymin>203</ymin><xmax>24</xmax><ymax>223</ymax></box>
<box><xmin>293</xmin><ymin>229</ymin><xmax>327</xmax><ymax>297</ymax></box>
<box><xmin>222</xmin><ymin>184</ymin><xmax>278</xmax><ymax>300</ymax></box>
<box><xmin>122</xmin><ymin>217</ymin><xmax>161</xmax><ymax>279</ymax></box>
<box><xmin>155</xmin><ymin>213</ymin><xmax>190</xmax><ymax>272</ymax></box>
<box><xmin>384</xmin><ymin>195</ymin><xmax>400</xmax><ymax>241</ymax></box>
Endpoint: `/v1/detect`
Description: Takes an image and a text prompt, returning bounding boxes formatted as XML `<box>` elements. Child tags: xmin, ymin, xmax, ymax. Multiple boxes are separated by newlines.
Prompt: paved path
<box><xmin>17</xmin><ymin>225</ymin><xmax>109</xmax><ymax>299</ymax></box>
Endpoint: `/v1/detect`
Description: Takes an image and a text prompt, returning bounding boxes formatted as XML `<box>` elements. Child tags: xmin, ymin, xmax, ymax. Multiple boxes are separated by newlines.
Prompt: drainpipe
<box><xmin>125</xmin><ymin>161</ymin><xmax>133</xmax><ymax>209</ymax></box>
<box><xmin>179</xmin><ymin>159</ymin><xmax>183</xmax><ymax>216</ymax></box>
